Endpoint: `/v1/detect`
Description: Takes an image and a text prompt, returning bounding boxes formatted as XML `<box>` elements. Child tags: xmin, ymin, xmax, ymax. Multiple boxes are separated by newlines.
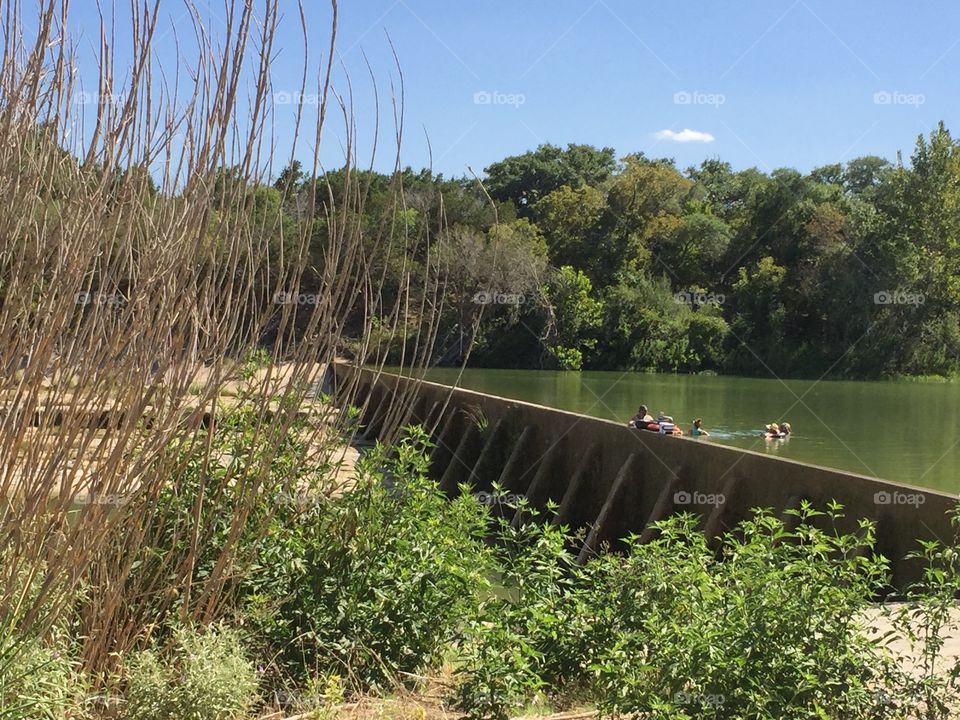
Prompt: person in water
<box><xmin>629</xmin><ymin>405</ymin><xmax>654</xmax><ymax>428</ymax></box>
<box><xmin>763</xmin><ymin>422</ymin><xmax>783</xmax><ymax>439</ymax></box>
<box><xmin>780</xmin><ymin>422</ymin><xmax>792</xmax><ymax>436</ymax></box>
<box><xmin>691</xmin><ymin>418</ymin><xmax>709</xmax><ymax>437</ymax></box>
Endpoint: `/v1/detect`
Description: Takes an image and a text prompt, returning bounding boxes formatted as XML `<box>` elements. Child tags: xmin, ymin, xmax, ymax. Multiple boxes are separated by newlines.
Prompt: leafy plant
<box><xmin>453</xmin><ymin>500</ymin><xmax>593</xmax><ymax>720</ymax></box>
<box><xmin>122</xmin><ymin>623</ymin><xmax>259</xmax><ymax>720</ymax></box>
<box><xmin>879</xmin><ymin>504</ymin><xmax>960</xmax><ymax>718</ymax></box>
<box><xmin>453</xmin><ymin>501</ymin><xmax>914</xmax><ymax>720</ymax></box>
<box><xmin>0</xmin><ymin>631</ymin><xmax>86</xmax><ymax>720</ymax></box>
<box><xmin>244</xmin><ymin>425</ymin><xmax>493</xmax><ymax>694</ymax></box>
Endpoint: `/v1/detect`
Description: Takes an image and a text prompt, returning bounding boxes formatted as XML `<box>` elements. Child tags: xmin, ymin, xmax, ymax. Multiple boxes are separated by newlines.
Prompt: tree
<box><xmin>606</xmin><ymin>155</ymin><xmax>692</xmax><ymax>285</ymax></box>
<box><xmin>483</xmin><ymin>143</ymin><xmax>617</xmax><ymax>214</ymax></box>
<box><xmin>544</xmin><ymin>266</ymin><xmax>603</xmax><ymax>370</ymax></box>
<box><xmin>438</xmin><ymin>220</ymin><xmax>549</xmax><ymax>365</ymax></box>
<box><xmin>648</xmin><ymin>211</ymin><xmax>732</xmax><ymax>287</ymax></box>
<box><xmin>727</xmin><ymin>256</ymin><xmax>788</xmax><ymax>373</ymax></box>
<box><xmin>274</xmin><ymin>160</ymin><xmax>306</xmax><ymax>194</ymax></box>
<box><xmin>809</xmin><ymin>163</ymin><xmax>844</xmax><ymax>187</ymax></box>
<box><xmin>843</xmin><ymin>156</ymin><xmax>892</xmax><ymax>197</ymax></box>
<box><xmin>534</xmin><ymin>184</ymin><xmax>608</xmax><ymax>275</ymax></box>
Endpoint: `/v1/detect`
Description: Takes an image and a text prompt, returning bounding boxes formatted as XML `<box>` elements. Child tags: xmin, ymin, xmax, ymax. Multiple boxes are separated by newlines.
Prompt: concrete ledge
<box><xmin>330</xmin><ymin>365</ymin><xmax>958</xmax><ymax>589</ymax></box>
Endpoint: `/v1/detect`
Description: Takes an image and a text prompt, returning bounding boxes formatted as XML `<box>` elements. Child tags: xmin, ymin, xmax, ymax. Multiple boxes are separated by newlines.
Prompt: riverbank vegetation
<box><xmin>4</xmin><ymin>1</ymin><xmax>960</xmax><ymax>719</ymax></box>
<box><xmin>7</xmin><ymin>411</ymin><xmax>960</xmax><ymax>719</ymax></box>
<box><xmin>261</xmin><ymin>124</ymin><xmax>957</xmax><ymax>379</ymax></box>
<box><xmin>325</xmin><ymin>129</ymin><xmax>960</xmax><ymax>379</ymax></box>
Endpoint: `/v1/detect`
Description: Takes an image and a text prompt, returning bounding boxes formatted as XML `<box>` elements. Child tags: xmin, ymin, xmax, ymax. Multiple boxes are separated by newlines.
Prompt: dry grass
<box><xmin>0</xmin><ymin>0</ymin><xmax>463</xmax><ymax>697</ymax></box>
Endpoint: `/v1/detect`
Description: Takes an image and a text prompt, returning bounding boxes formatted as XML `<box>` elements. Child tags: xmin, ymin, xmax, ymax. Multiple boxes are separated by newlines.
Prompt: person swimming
<box><xmin>691</xmin><ymin>417</ymin><xmax>709</xmax><ymax>437</ymax></box>
<box><xmin>763</xmin><ymin>422</ymin><xmax>787</xmax><ymax>439</ymax></box>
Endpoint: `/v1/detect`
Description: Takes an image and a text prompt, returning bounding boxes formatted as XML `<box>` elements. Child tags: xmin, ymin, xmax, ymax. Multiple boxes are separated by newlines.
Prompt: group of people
<box><xmin>627</xmin><ymin>405</ymin><xmax>710</xmax><ymax>437</ymax></box>
<box><xmin>627</xmin><ymin>404</ymin><xmax>792</xmax><ymax>441</ymax></box>
<box><xmin>762</xmin><ymin>421</ymin><xmax>792</xmax><ymax>440</ymax></box>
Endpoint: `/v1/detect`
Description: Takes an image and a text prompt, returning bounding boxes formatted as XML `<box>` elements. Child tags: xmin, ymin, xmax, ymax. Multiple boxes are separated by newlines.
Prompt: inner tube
<box><xmin>637</xmin><ymin>422</ymin><xmax>682</xmax><ymax>436</ymax></box>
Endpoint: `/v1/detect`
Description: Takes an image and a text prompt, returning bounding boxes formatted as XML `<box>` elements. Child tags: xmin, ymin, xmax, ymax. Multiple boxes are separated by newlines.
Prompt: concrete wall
<box><xmin>329</xmin><ymin>365</ymin><xmax>958</xmax><ymax>590</ymax></box>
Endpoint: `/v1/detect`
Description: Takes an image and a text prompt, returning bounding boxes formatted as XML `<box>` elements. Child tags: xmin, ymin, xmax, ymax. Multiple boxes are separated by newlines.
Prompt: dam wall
<box><xmin>327</xmin><ymin>365</ymin><xmax>958</xmax><ymax>589</ymax></box>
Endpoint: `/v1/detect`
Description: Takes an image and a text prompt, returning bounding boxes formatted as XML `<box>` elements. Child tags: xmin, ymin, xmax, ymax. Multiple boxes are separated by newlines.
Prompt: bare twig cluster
<box><xmin>0</xmin><ymin>0</ymin><xmax>455</xmax><ymax>680</ymax></box>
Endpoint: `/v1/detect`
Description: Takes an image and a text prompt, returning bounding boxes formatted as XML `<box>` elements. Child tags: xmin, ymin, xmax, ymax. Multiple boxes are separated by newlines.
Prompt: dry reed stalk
<box><xmin>0</xmin><ymin>0</ymin><xmax>463</xmax><ymax>681</ymax></box>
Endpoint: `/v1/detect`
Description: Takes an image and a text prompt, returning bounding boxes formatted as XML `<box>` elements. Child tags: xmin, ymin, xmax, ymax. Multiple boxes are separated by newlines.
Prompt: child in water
<box><xmin>691</xmin><ymin>418</ymin><xmax>709</xmax><ymax>437</ymax></box>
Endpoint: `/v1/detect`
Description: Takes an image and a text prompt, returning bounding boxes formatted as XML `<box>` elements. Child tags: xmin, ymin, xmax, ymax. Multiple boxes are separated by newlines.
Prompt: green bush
<box><xmin>243</xmin><ymin>426</ymin><xmax>492</xmax><ymax>693</ymax></box>
<box><xmin>453</xmin><ymin>501</ymin><xmax>595</xmax><ymax>719</ymax></box>
<box><xmin>589</xmin><ymin>505</ymin><xmax>893</xmax><ymax>719</ymax></box>
<box><xmin>123</xmin><ymin>624</ymin><xmax>259</xmax><ymax>720</ymax></box>
<box><xmin>0</xmin><ymin>559</ymin><xmax>89</xmax><ymax>720</ymax></box>
<box><xmin>122</xmin><ymin>390</ymin><xmax>319</xmax><ymax>630</ymax></box>
<box><xmin>0</xmin><ymin>631</ymin><xmax>87</xmax><ymax>720</ymax></box>
<box><xmin>453</xmin><ymin>502</ymin><xmax>909</xmax><ymax>720</ymax></box>
<box><xmin>879</xmin><ymin>505</ymin><xmax>960</xmax><ymax>717</ymax></box>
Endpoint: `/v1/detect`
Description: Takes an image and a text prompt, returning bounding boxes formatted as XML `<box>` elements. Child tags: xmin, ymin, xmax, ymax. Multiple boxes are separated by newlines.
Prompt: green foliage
<box><xmin>451</xmin><ymin>502</ymin><xmax>934</xmax><ymax>720</ymax></box>
<box><xmin>0</xmin><ymin>630</ymin><xmax>87</xmax><ymax>720</ymax></box>
<box><xmin>271</xmin><ymin>126</ymin><xmax>960</xmax><ymax>377</ymax></box>
<box><xmin>880</xmin><ymin>504</ymin><xmax>960</xmax><ymax>716</ymax></box>
<box><xmin>0</xmin><ymin>560</ymin><xmax>88</xmax><ymax>720</ymax></box>
<box><xmin>544</xmin><ymin>266</ymin><xmax>603</xmax><ymax>370</ymax></box>
<box><xmin>484</xmin><ymin>143</ymin><xmax>617</xmax><ymax>213</ymax></box>
<box><xmin>243</xmin><ymin>426</ymin><xmax>492</xmax><ymax>693</ymax></box>
<box><xmin>240</xmin><ymin>347</ymin><xmax>272</xmax><ymax>380</ymax></box>
<box><xmin>122</xmin><ymin>624</ymin><xmax>259</xmax><ymax>720</ymax></box>
<box><xmin>534</xmin><ymin>184</ymin><xmax>609</xmax><ymax>276</ymax></box>
<box><xmin>589</xmin><ymin>505</ymin><xmax>892</xmax><ymax>719</ymax></box>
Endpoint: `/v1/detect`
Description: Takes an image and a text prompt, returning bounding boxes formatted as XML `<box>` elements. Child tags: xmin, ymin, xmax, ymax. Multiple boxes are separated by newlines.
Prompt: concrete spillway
<box><xmin>327</xmin><ymin>365</ymin><xmax>958</xmax><ymax>589</ymax></box>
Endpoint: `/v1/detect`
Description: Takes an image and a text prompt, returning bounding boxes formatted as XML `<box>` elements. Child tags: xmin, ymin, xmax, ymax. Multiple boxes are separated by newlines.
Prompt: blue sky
<box><xmin>65</xmin><ymin>1</ymin><xmax>960</xmax><ymax>179</ymax></box>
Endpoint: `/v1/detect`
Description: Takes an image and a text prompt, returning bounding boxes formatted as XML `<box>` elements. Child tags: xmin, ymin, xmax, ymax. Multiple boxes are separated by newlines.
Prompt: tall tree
<box><xmin>483</xmin><ymin>143</ymin><xmax>617</xmax><ymax>214</ymax></box>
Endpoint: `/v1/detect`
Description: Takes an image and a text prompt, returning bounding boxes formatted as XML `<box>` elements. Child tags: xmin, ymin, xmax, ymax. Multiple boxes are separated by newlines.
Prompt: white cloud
<box><xmin>654</xmin><ymin>128</ymin><xmax>715</xmax><ymax>143</ymax></box>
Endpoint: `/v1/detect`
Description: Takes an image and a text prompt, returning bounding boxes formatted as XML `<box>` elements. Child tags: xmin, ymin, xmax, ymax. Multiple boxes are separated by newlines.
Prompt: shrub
<box><xmin>116</xmin><ymin>391</ymin><xmax>318</xmax><ymax>634</ymax></box>
<box><xmin>589</xmin><ymin>505</ymin><xmax>893</xmax><ymax>719</ymax></box>
<box><xmin>243</xmin><ymin>425</ymin><xmax>492</xmax><ymax>693</ymax></box>
<box><xmin>0</xmin><ymin>631</ymin><xmax>87</xmax><ymax>720</ymax></box>
<box><xmin>453</xmin><ymin>501</ymin><xmax>595</xmax><ymax>720</ymax></box>
<box><xmin>453</xmin><ymin>502</ymin><xmax>906</xmax><ymax>720</ymax></box>
<box><xmin>122</xmin><ymin>624</ymin><xmax>259</xmax><ymax>720</ymax></box>
<box><xmin>0</xmin><ymin>560</ymin><xmax>89</xmax><ymax>720</ymax></box>
<box><xmin>879</xmin><ymin>505</ymin><xmax>960</xmax><ymax>717</ymax></box>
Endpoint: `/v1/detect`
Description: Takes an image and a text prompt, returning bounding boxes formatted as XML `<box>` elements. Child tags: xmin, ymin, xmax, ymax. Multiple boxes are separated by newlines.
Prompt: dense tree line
<box><xmin>271</xmin><ymin>123</ymin><xmax>960</xmax><ymax>378</ymax></box>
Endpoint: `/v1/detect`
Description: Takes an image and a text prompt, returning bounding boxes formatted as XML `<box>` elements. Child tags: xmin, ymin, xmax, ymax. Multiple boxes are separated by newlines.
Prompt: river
<box><xmin>415</xmin><ymin>368</ymin><xmax>960</xmax><ymax>495</ymax></box>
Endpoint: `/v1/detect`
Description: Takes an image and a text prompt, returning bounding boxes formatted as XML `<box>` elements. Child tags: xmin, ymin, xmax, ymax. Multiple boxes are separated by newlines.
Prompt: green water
<box><xmin>416</xmin><ymin>368</ymin><xmax>960</xmax><ymax>495</ymax></box>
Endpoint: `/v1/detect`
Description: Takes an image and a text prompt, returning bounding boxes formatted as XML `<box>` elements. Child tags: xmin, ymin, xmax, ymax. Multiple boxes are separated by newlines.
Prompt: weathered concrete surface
<box><xmin>329</xmin><ymin>365</ymin><xmax>958</xmax><ymax>589</ymax></box>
